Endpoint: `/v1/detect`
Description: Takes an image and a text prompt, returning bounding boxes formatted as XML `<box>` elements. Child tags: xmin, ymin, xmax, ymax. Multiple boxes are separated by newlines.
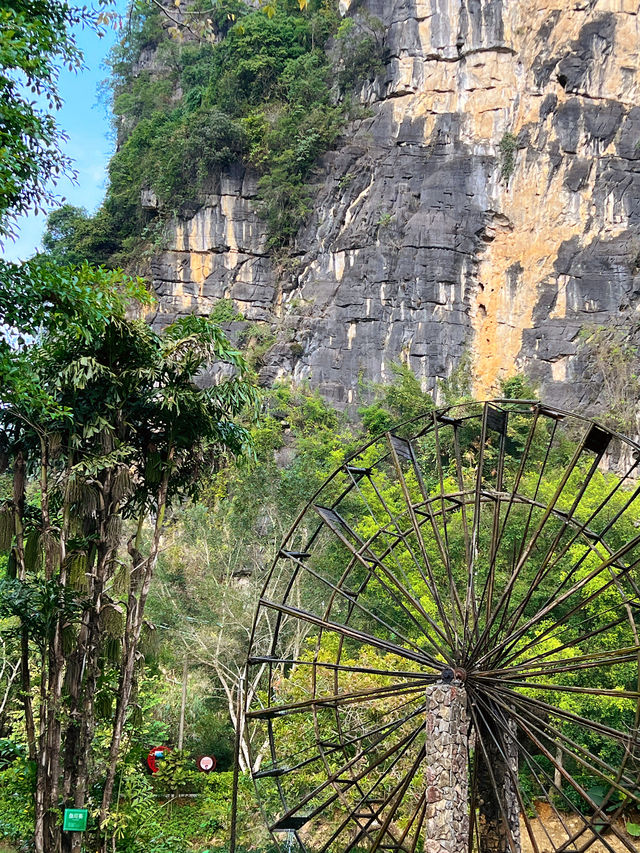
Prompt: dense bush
<box><xmin>0</xmin><ymin>758</ymin><xmax>35</xmax><ymax>846</ymax></box>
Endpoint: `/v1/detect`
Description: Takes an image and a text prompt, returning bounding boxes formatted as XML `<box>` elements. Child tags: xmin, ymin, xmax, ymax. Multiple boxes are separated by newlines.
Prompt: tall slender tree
<box><xmin>0</xmin><ymin>293</ymin><xmax>258</xmax><ymax>853</ymax></box>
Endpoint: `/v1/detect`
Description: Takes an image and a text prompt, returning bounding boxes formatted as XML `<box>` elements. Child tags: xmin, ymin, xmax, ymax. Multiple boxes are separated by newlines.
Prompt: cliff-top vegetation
<box><xmin>44</xmin><ymin>0</ymin><xmax>386</xmax><ymax>267</ymax></box>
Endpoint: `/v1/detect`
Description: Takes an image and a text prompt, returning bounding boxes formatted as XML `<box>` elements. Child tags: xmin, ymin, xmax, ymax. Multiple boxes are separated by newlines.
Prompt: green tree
<box><xmin>359</xmin><ymin>362</ymin><xmax>434</xmax><ymax>434</ymax></box>
<box><xmin>0</xmin><ymin>298</ymin><xmax>258</xmax><ymax>852</ymax></box>
<box><xmin>41</xmin><ymin>204</ymin><xmax>93</xmax><ymax>267</ymax></box>
<box><xmin>0</xmin><ymin>0</ymin><xmax>114</xmax><ymax>240</ymax></box>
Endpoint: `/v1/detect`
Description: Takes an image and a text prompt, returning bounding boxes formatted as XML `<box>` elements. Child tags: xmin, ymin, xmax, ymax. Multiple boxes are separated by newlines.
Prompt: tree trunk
<box><xmin>100</xmin><ymin>463</ymin><xmax>171</xmax><ymax>842</ymax></box>
<box><xmin>60</xmin><ymin>602</ymin><xmax>103</xmax><ymax>853</ymax></box>
<box><xmin>34</xmin><ymin>439</ymin><xmax>68</xmax><ymax>853</ymax></box>
<box><xmin>62</xmin><ymin>473</ymin><xmax>117</xmax><ymax>853</ymax></box>
<box><xmin>13</xmin><ymin>450</ymin><xmax>36</xmax><ymax>760</ymax></box>
<box><xmin>178</xmin><ymin>659</ymin><xmax>188</xmax><ymax>750</ymax></box>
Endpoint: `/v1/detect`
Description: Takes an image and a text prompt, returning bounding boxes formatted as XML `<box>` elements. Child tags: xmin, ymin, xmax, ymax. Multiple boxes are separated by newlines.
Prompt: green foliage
<box><xmin>437</xmin><ymin>349</ymin><xmax>473</xmax><ymax>404</ymax></box>
<box><xmin>332</xmin><ymin>13</ymin><xmax>386</xmax><ymax>93</ymax></box>
<box><xmin>205</xmin><ymin>9</ymin><xmax>313</xmax><ymax>110</ymax></box>
<box><xmin>152</xmin><ymin>750</ymin><xmax>204</xmax><ymax>795</ymax></box>
<box><xmin>53</xmin><ymin>0</ymin><xmax>376</xmax><ymax>263</ymax></box>
<box><xmin>579</xmin><ymin>324</ymin><xmax>640</xmax><ymax>434</ymax></box>
<box><xmin>499</xmin><ymin>373</ymin><xmax>538</xmax><ymax>400</ymax></box>
<box><xmin>102</xmin><ymin>769</ymin><xmax>158</xmax><ymax>852</ymax></box>
<box><xmin>0</xmin><ymin>256</ymin><xmax>147</xmax><ymax>340</ymax></box>
<box><xmin>107</xmin><ymin>105</ymin><xmax>244</xmax><ymax>225</ymax></box>
<box><xmin>199</xmin><ymin>771</ymin><xmax>236</xmax><ymax>834</ymax></box>
<box><xmin>499</xmin><ymin>131</ymin><xmax>518</xmax><ymax>180</ymax></box>
<box><xmin>239</xmin><ymin>322</ymin><xmax>277</xmax><ymax>372</ymax></box>
<box><xmin>103</xmin><ymin>770</ymin><xmax>272</xmax><ymax>853</ymax></box>
<box><xmin>41</xmin><ymin>204</ymin><xmax>94</xmax><ymax>267</ymax></box>
<box><xmin>0</xmin><ymin>0</ymin><xmax>106</xmax><ymax>239</ymax></box>
<box><xmin>210</xmin><ymin>298</ymin><xmax>244</xmax><ymax>323</ymax></box>
<box><xmin>0</xmin><ymin>258</ymin><xmax>150</xmax><ymax>419</ymax></box>
<box><xmin>0</xmin><ymin>757</ymin><xmax>35</xmax><ymax>845</ymax></box>
<box><xmin>359</xmin><ymin>362</ymin><xmax>434</xmax><ymax>435</ymax></box>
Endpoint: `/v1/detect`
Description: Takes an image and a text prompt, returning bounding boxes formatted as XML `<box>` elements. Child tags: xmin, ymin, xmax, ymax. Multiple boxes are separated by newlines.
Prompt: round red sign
<box><xmin>147</xmin><ymin>746</ymin><xmax>171</xmax><ymax>774</ymax></box>
<box><xmin>197</xmin><ymin>754</ymin><xmax>217</xmax><ymax>772</ymax></box>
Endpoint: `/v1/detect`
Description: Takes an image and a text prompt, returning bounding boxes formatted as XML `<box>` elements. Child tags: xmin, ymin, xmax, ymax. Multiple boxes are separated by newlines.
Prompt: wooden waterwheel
<box><xmin>234</xmin><ymin>400</ymin><xmax>640</xmax><ymax>853</ymax></box>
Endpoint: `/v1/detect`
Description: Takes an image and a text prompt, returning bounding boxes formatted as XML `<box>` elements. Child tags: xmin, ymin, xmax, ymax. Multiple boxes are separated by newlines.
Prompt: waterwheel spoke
<box><xmin>313</xmin><ymin>503</ymin><xmax>431</xmax><ymax>624</ymax></box>
<box><xmin>282</xmin><ymin>550</ymin><xmax>442</xmax><ymax>664</ymax></box>
<box><xmin>250</xmin><ymin>656</ymin><xmax>435</xmax><ymax>680</ymax></box>
<box><xmin>503</xmin><ymin>457</ymin><xmax>640</xmax><ymax>640</ymax></box>
<box><xmin>494</xmin><ymin>541</ymin><xmax>632</xmax><ymax>665</ymax></box>
<box><xmin>476</xmin><ymin>406</ymin><xmax>512</xmax><ymax>634</ymax></box>
<box><xmin>490</xmin><ymin>614</ymin><xmax>639</xmax><ymax>675</ymax></box>
<box><xmin>490</xmin><ymin>689</ymin><xmax>640</xmax><ymax>800</ymax></box>
<box><xmin>319</xmin><ymin>739</ymin><xmax>426</xmax><ymax>853</ymax></box>
<box><xmin>450</xmin><ymin>419</ymin><xmax>475</xmax><ymax>637</ymax></box>
<box><xmin>477</xmin><ymin>408</ymin><xmax>542</xmax><ymax>613</ymax></box>
<box><xmin>474</xmin><ymin>538</ymin><xmax>640</xmax><ymax>670</ymax></box>
<box><xmin>395</xmin><ymin>790</ymin><xmax>427</xmax><ymax>852</ymax></box>
<box><xmin>344</xmin><ymin>462</ymin><xmax>465</xmax><ymax>655</ymax></box>
<box><xmin>343</xmin><ymin>465</ymin><xmax>441</xmax><ymax>618</ymax></box>
<box><xmin>493</xmin><ymin>702</ymin><xmax>622</xmax><ymax>853</ymax></box>
<box><xmin>495</xmin><ymin>442</ymin><xmax>608</xmax><ymax>643</ymax></box>
<box><xmin>481</xmin><ymin>638</ymin><xmax>640</xmax><ymax>676</ymax></box>
<box><xmin>269</xmin><ymin>717</ymin><xmax>424</xmax><ymax>834</ymax></box>
<box><xmin>480</xmin><ymin>675</ymin><xmax>640</xmax><ymax>700</ymax></box>
<box><xmin>508</xmin><ymin>584</ymin><xmax>640</xmax><ymax>663</ymax></box>
<box><xmin>313</xmin><ymin>504</ymin><xmax>455</xmax><ymax>660</ymax></box>
<box><xmin>511</xmin><ymin>462</ymin><xmax>640</xmax><ymax>629</ymax></box>
<box><xmin>386</xmin><ymin>432</ymin><xmax>461</xmax><ymax>651</ymax></box>
<box><xmin>467</xmin><ymin>404</ymin><xmax>493</xmax><ymax>641</ymax></box>
<box><xmin>247</xmin><ymin>679</ymin><xmax>430</xmax><ymax>720</ymax></box>
<box><xmin>470</xmin><ymin>692</ymin><xmax>541</xmax><ymax>853</ymax></box>
<box><xmin>255</xmin><ymin>698</ymin><xmax>427</xmax><ymax>782</ymax></box>
<box><xmin>473</xmin><ymin>417</ymin><xmax>560</xmax><ymax>656</ymax></box>
<box><xmin>365</xmin><ymin>743</ymin><xmax>427</xmax><ymax>853</ymax></box>
<box><xmin>490</xmin><ymin>682</ymin><xmax>640</xmax><ymax>746</ymax></box>
<box><xmin>478</xmin><ymin>453</ymin><xmax>640</xmax><ymax>667</ymax></box>
<box><xmin>430</xmin><ymin>412</ymin><xmax>470</xmax><ymax>649</ymax></box>
<box><xmin>493</xmin><ymin>694</ymin><xmax>639</xmax><ymax>853</ymax></box>
<box><xmin>258</xmin><ymin>597</ymin><xmax>438</xmax><ymax>668</ymax></box>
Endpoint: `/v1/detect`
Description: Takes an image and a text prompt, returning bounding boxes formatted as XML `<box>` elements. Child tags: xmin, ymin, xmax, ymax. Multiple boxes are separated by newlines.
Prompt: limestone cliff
<box><xmin>149</xmin><ymin>0</ymin><xmax>640</xmax><ymax>411</ymax></box>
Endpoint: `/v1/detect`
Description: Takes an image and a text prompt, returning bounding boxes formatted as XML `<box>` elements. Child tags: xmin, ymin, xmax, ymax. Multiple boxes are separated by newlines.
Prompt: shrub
<box><xmin>499</xmin><ymin>131</ymin><xmax>518</xmax><ymax>180</ymax></box>
<box><xmin>0</xmin><ymin>759</ymin><xmax>35</xmax><ymax>846</ymax></box>
<box><xmin>332</xmin><ymin>13</ymin><xmax>386</xmax><ymax>93</ymax></box>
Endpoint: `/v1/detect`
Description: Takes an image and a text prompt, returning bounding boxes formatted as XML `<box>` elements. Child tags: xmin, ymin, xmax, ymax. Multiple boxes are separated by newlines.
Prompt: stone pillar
<box><xmin>476</xmin><ymin>718</ymin><xmax>521</xmax><ymax>853</ymax></box>
<box><xmin>424</xmin><ymin>680</ymin><xmax>469</xmax><ymax>853</ymax></box>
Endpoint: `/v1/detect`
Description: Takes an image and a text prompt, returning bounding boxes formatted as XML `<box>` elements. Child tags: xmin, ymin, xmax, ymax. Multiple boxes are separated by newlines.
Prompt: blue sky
<box><xmin>3</xmin><ymin>6</ymin><xmax>127</xmax><ymax>262</ymax></box>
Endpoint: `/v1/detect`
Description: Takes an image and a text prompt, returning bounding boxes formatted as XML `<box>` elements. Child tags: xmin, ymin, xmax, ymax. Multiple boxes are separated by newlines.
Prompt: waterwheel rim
<box><xmin>241</xmin><ymin>400</ymin><xmax>640</xmax><ymax>853</ymax></box>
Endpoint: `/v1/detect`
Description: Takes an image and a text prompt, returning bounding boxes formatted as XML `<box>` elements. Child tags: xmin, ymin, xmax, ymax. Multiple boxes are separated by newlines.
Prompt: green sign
<box><xmin>63</xmin><ymin>808</ymin><xmax>88</xmax><ymax>832</ymax></box>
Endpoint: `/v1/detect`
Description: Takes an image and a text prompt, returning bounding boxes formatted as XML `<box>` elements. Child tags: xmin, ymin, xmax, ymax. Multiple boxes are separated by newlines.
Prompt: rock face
<box><xmin>150</xmin><ymin>0</ymin><xmax>640</xmax><ymax>410</ymax></box>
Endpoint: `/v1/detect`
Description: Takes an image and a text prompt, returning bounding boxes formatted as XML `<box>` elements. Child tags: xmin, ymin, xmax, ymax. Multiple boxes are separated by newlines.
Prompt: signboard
<box><xmin>63</xmin><ymin>809</ymin><xmax>88</xmax><ymax>832</ymax></box>
<box><xmin>147</xmin><ymin>745</ymin><xmax>171</xmax><ymax>773</ymax></box>
<box><xmin>197</xmin><ymin>754</ymin><xmax>217</xmax><ymax>772</ymax></box>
